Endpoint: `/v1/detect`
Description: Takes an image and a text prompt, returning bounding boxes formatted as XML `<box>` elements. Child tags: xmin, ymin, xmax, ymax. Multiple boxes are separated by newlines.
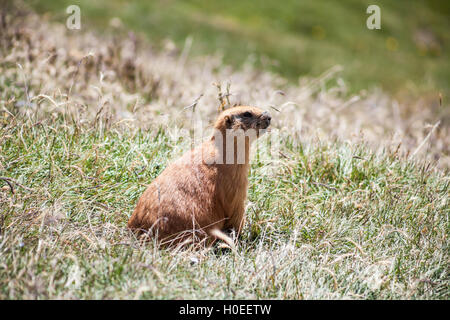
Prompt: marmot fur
<box><xmin>127</xmin><ymin>106</ymin><xmax>271</xmax><ymax>248</ymax></box>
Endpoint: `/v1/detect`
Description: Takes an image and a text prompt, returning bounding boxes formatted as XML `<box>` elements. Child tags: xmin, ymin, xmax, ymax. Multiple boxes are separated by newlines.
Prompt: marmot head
<box><xmin>214</xmin><ymin>106</ymin><xmax>272</xmax><ymax>134</ymax></box>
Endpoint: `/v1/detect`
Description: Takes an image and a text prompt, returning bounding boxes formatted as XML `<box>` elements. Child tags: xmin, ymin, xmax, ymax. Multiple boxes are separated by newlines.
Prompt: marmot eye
<box><xmin>242</xmin><ymin>112</ymin><xmax>252</xmax><ymax>118</ymax></box>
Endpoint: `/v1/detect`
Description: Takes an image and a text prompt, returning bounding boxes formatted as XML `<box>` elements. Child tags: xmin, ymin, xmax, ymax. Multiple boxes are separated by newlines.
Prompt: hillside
<box><xmin>0</xmin><ymin>4</ymin><xmax>448</xmax><ymax>299</ymax></box>
<box><xmin>30</xmin><ymin>0</ymin><xmax>450</xmax><ymax>97</ymax></box>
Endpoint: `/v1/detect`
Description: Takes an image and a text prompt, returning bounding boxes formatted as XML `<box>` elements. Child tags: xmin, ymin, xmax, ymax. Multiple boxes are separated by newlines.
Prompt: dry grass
<box><xmin>2</xmin><ymin>4</ymin><xmax>448</xmax><ymax>167</ymax></box>
<box><xmin>0</xmin><ymin>4</ymin><xmax>448</xmax><ymax>299</ymax></box>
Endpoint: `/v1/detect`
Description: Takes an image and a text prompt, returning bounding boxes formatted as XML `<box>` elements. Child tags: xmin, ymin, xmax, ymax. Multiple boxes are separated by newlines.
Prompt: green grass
<box><xmin>28</xmin><ymin>0</ymin><xmax>450</xmax><ymax>97</ymax></box>
<box><xmin>0</xmin><ymin>3</ymin><xmax>448</xmax><ymax>300</ymax></box>
<box><xmin>0</xmin><ymin>111</ymin><xmax>448</xmax><ymax>299</ymax></box>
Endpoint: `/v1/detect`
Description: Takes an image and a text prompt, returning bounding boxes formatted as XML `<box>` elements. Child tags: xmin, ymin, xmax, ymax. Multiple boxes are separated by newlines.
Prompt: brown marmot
<box><xmin>127</xmin><ymin>106</ymin><xmax>271</xmax><ymax>248</ymax></box>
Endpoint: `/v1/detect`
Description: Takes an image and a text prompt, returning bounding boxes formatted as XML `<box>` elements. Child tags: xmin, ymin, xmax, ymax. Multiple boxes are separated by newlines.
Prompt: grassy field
<box><xmin>1</xmin><ymin>115</ymin><xmax>448</xmax><ymax>299</ymax></box>
<box><xmin>29</xmin><ymin>0</ymin><xmax>450</xmax><ymax>97</ymax></box>
<box><xmin>0</xmin><ymin>3</ymin><xmax>449</xmax><ymax>299</ymax></box>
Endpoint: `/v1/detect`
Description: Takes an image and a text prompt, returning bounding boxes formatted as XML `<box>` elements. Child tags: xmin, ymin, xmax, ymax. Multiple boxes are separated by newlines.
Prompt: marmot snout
<box><xmin>127</xmin><ymin>106</ymin><xmax>271</xmax><ymax>247</ymax></box>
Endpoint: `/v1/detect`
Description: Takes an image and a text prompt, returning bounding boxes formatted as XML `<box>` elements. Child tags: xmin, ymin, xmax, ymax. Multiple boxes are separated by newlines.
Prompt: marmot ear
<box><xmin>225</xmin><ymin>115</ymin><xmax>232</xmax><ymax>129</ymax></box>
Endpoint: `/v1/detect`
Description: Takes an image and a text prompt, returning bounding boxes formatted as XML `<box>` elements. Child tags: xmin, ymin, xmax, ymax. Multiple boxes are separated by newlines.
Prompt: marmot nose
<box><xmin>262</xmin><ymin>111</ymin><xmax>272</xmax><ymax>122</ymax></box>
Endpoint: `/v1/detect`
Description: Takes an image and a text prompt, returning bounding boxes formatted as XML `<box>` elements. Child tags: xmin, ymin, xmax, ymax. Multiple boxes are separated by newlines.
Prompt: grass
<box><xmin>28</xmin><ymin>0</ymin><xmax>450</xmax><ymax>97</ymax></box>
<box><xmin>0</xmin><ymin>3</ymin><xmax>448</xmax><ymax>299</ymax></box>
<box><xmin>1</xmin><ymin>113</ymin><xmax>448</xmax><ymax>299</ymax></box>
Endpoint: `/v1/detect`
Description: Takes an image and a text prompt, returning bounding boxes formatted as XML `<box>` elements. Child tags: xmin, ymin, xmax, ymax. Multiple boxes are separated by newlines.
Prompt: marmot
<box><xmin>127</xmin><ymin>106</ymin><xmax>271</xmax><ymax>248</ymax></box>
